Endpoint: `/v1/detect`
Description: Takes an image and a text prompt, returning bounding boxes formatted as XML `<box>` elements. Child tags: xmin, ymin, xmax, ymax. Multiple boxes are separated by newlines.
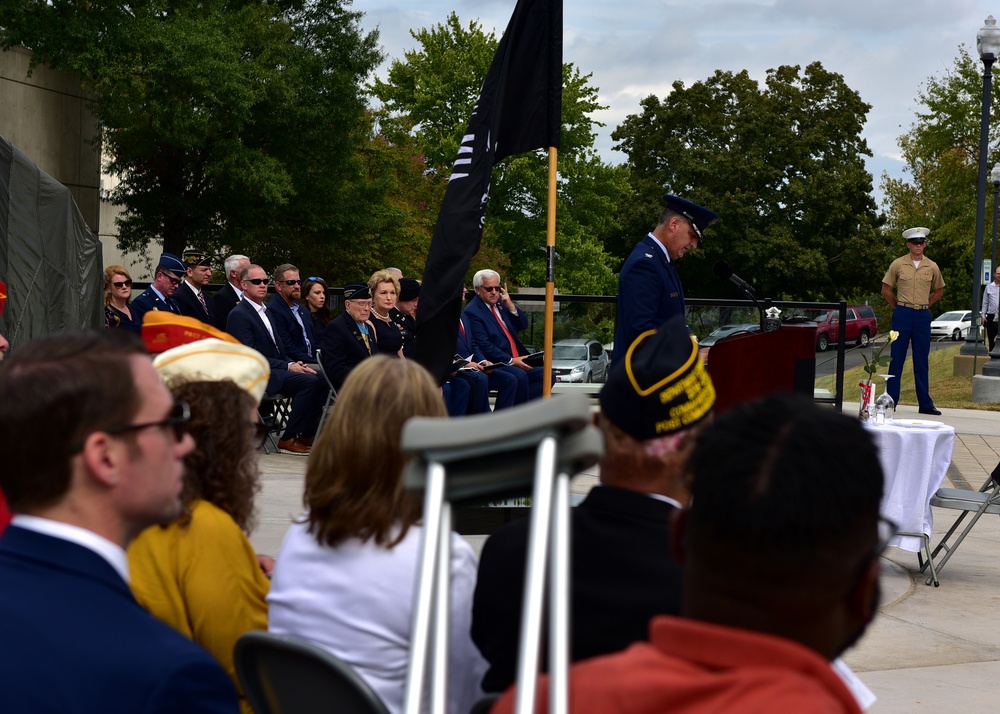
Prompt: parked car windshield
<box><xmin>553</xmin><ymin>345</ymin><xmax>588</xmax><ymax>361</ymax></box>
<box><xmin>936</xmin><ymin>312</ymin><xmax>966</xmax><ymax>321</ymax></box>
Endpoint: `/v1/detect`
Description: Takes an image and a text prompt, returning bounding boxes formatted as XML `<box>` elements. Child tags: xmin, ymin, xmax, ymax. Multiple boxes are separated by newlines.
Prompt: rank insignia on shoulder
<box><xmin>669</xmin><ymin>292</ymin><xmax>679</xmax><ymax>298</ymax></box>
<box><xmin>644</xmin><ymin>253</ymin><xmax>653</xmax><ymax>259</ymax></box>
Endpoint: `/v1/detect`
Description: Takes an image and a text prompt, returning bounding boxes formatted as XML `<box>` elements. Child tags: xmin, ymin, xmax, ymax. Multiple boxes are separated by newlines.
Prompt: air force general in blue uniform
<box><xmin>613</xmin><ymin>194</ymin><xmax>720</xmax><ymax>364</ymax></box>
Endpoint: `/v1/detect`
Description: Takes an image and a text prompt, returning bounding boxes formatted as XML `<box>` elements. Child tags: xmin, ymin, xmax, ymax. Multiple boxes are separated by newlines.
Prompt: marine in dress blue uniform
<box><xmin>613</xmin><ymin>195</ymin><xmax>720</xmax><ymax>364</ymax></box>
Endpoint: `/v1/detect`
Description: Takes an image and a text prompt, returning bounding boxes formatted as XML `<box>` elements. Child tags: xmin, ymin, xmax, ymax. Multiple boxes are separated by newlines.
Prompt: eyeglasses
<box><xmin>161</xmin><ymin>273</ymin><xmax>182</xmax><ymax>286</ymax></box>
<box><xmin>279</xmin><ymin>279</ymin><xmax>301</xmax><ymax>286</ymax></box>
<box><xmin>245</xmin><ymin>278</ymin><xmax>270</xmax><ymax>286</ymax></box>
<box><xmin>112</xmin><ymin>280</ymin><xmax>133</xmax><ymax>289</ymax></box>
<box><xmin>874</xmin><ymin>516</ymin><xmax>899</xmax><ymax>558</ymax></box>
<box><xmin>72</xmin><ymin>402</ymin><xmax>191</xmax><ymax>453</ymax></box>
<box><xmin>480</xmin><ymin>285</ymin><xmax>501</xmax><ymax>293</ymax></box>
<box><xmin>249</xmin><ymin>420</ymin><xmax>270</xmax><ymax>448</ymax></box>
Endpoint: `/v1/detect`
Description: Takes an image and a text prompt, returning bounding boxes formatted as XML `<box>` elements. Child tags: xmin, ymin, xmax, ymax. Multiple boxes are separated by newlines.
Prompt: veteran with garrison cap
<box><xmin>131</xmin><ymin>252</ymin><xmax>186</xmax><ymax>325</ymax></box>
<box><xmin>613</xmin><ymin>194</ymin><xmax>720</xmax><ymax>365</ymax></box>
<box><xmin>881</xmin><ymin>227</ymin><xmax>945</xmax><ymax>415</ymax></box>
<box><xmin>473</xmin><ymin>315</ymin><xmax>715</xmax><ymax>692</ymax></box>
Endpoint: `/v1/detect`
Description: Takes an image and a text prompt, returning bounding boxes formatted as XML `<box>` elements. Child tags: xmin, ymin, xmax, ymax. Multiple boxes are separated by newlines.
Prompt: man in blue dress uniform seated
<box><xmin>613</xmin><ymin>194</ymin><xmax>720</xmax><ymax>365</ymax></box>
<box><xmin>131</xmin><ymin>251</ymin><xmax>186</xmax><ymax>324</ymax></box>
<box><xmin>0</xmin><ymin>330</ymin><xmax>238</xmax><ymax>714</ymax></box>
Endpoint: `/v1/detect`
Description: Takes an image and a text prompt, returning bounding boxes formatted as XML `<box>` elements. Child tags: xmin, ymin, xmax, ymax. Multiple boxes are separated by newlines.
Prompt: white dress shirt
<box><xmin>12</xmin><ymin>513</ymin><xmax>130</xmax><ymax>583</ymax></box>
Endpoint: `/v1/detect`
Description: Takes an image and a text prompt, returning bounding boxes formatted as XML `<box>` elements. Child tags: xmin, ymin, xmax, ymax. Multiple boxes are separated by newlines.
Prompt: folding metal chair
<box><xmin>922</xmin><ymin>466</ymin><xmax>1000</xmax><ymax>585</ymax></box>
<box><xmin>258</xmin><ymin>393</ymin><xmax>292</xmax><ymax>454</ymax></box>
<box><xmin>400</xmin><ymin>393</ymin><xmax>601</xmax><ymax>714</ymax></box>
<box><xmin>314</xmin><ymin>348</ymin><xmax>338</xmax><ymax>436</ymax></box>
<box><xmin>234</xmin><ymin>630</ymin><xmax>390</xmax><ymax>714</ymax></box>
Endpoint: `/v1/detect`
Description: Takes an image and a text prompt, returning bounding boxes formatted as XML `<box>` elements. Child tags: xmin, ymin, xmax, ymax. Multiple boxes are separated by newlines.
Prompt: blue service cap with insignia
<box><xmin>663</xmin><ymin>194</ymin><xmax>720</xmax><ymax>240</ymax></box>
<box><xmin>157</xmin><ymin>252</ymin><xmax>186</xmax><ymax>278</ymax></box>
<box><xmin>343</xmin><ymin>282</ymin><xmax>371</xmax><ymax>301</ymax></box>
<box><xmin>902</xmin><ymin>227</ymin><xmax>930</xmax><ymax>243</ymax></box>
<box><xmin>600</xmin><ymin>315</ymin><xmax>716</xmax><ymax>441</ymax></box>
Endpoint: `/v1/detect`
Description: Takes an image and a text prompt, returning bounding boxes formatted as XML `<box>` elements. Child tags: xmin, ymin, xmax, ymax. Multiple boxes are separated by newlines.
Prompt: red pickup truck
<box><xmin>804</xmin><ymin>305</ymin><xmax>879</xmax><ymax>352</ymax></box>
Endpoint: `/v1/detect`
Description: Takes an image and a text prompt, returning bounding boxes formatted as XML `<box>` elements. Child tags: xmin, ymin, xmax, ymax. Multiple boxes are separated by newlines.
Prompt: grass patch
<box><xmin>816</xmin><ymin>343</ymin><xmax>1000</xmax><ymax>412</ymax></box>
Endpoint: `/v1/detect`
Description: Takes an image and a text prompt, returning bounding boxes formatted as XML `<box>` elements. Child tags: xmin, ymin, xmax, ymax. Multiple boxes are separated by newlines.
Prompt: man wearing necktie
<box><xmin>464</xmin><ymin>269</ymin><xmax>548</xmax><ymax>404</ymax></box>
<box><xmin>131</xmin><ymin>252</ymin><xmax>186</xmax><ymax>326</ymax></box>
<box><xmin>174</xmin><ymin>249</ymin><xmax>217</xmax><ymax>326</ymax></box>
<box><xmin>613</xmin><ymin>194</ymin><xmax>720</xmax><ymax>365</ymax></box>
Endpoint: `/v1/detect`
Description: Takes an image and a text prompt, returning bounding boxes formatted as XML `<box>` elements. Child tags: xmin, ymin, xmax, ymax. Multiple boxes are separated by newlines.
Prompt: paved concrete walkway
<box><xmin>249</xmin><ymin>402</ymin><xmax>1000</xmax><ymax>712</ymax></box>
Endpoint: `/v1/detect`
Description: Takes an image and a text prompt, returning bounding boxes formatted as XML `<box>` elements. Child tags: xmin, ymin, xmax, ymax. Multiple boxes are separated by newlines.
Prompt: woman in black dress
<box><xmin>104</xmin><ymin>265</ymin><xmax>140</xmax><ymax>334</ymax></box>
<box><xmin>368</xmin><ymin>270</ymin><xmax>403</xmax><ymax>357</ymax></box>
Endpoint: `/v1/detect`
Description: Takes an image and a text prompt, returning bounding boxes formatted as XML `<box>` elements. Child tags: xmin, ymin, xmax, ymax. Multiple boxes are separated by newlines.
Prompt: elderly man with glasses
<box><xmin>227</xmin><ymin>264</ymin><xmax>327</xmax><ymax>456</ymax></box>
<box><xmin>613</xmin><ymin>194</ymin><xmax>720</xmax><ymax>365</ymax></box>
<box><xmin>0</xmin><ymin>330</ymin><xmax>239</xmax><ymax>713</ymax></box>
<box><xmin>131</xmin><ymin>252</ymin><xmax>186</xmax><ymax>325</ymax></box>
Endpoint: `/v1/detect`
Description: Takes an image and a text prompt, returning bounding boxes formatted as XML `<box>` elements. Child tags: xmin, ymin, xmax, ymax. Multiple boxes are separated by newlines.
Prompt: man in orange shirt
<box><xmin>493</xmin><ymin>393</ymin><xmax>886</xmax><ymax>714</ymax></box>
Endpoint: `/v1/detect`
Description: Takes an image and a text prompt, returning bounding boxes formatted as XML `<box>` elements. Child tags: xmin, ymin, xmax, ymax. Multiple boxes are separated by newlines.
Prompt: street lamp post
<box><xmin>993</xmin><ymin>164</ymin><xmax>1000</xmax><ymax>270</ymax></box>
<box><xmin>964</xmin><ymin>16</ymin><xmax>1000</xmax><ymax>366</ymax></box>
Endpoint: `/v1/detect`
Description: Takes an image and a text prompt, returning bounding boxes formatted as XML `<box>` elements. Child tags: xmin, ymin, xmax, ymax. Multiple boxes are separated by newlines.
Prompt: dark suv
<box><xmin>803</xmin><ymin>305</ymin><xmax>878</xmax><ymax>352</ymax></box>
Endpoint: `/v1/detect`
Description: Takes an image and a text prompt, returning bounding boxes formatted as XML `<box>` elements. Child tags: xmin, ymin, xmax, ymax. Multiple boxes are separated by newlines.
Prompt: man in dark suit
<box><xmin>267</xmin><ymin>263</ymin><xmax>316</xmax><ymax>364</ymax></box>
<box><xmin>174</xmin><ymin>249</ymin><xmax>217</xmax><ymax>325</ymax></box>
<box><xmin>472</xmin><ymin>315</ymin><xmax>716</xmax><ymax>693</ymax></box>
<box><xmin>456</xmin><ymin>287</ymin><xmax>518</xmax><ymax>411</ymax></box>
<box><xmin>227</xmin><ymin>264</ymin><xmax>327</xmax><ymax>455</ymax></box>
<box><xmin>319</xmin><ymin>282</ymin><xmax>379</xmax><ymax>391</ymax></box>
<box><xmin>613</xmin><ymin>194</ymin><xmax>720</xmax><ymax>365</ymax></box>
<box><xmin>464</xmin><ymin>269</ymin><xmax>548</xmax><ymax>404</ymax></box>
<box><xmin>131</xmin><ymin>252</ymin><xmax>186</xmax><ymax>325</ymax></box>
<box><xmin>213</xmin><ymin>253</ymin><xmax>249</xmax><ymax>332</ymax></box>
<box><xmin>0</xmin><ymin>330</ymin><xmax>238</xmax><ymax>713</ymax></box>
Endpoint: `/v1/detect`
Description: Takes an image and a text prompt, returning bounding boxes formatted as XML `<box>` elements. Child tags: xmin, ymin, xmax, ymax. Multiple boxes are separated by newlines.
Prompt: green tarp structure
<box><xmin>0</xmin><ymin>134</ymin><xmax>103</xmax><ymax>350</ymax></box>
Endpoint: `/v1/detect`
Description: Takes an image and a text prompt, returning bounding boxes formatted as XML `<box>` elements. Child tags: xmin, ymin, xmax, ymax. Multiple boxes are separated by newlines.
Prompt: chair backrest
<box><xmin>234</xmin><ymin>631</ymin><xmax>390</xmax><ymax>714</ymax></box>
<box><xmin>314</xmin><ymin>348</ymin><xmax>339</xmax><ymax>435</ymax></box>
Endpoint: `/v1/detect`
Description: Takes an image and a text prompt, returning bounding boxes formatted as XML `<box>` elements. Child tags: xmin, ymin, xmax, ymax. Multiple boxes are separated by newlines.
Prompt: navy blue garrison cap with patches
<box><xmin>663</xmin><ymin>194</ymin><xmax>720</xmax><ymax>240</ymax></box>
<box><xmin>157</xmin><ymin>252</ymin><xmax>186</xmax><ymax>278</ymax></box>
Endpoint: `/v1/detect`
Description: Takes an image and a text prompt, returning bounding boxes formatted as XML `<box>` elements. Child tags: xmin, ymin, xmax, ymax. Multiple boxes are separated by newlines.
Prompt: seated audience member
<box><xmin>214</xmin><ymin>254</ymin><xmax>250</xmax><ymax>332</ymax></box>
<box><xmin>132</xmin><ymin>252</ymin><xmax>186</xmax><ymax>323</ymax></box>
<box><xmin>494</xmin><ymin>392</ymin><xmax>886</xmax><ymax>714</ymax></box>
<box><xmin>267</xmin><ymin>356</ymin><xmax>486</xmax><ymax>714</ymax></box>
<box><xmin>473</xmin><ymin>316</ymin><xmax>714</xmax><ymax>691</ymax></box>
<box><xmin>267</xmin><ymin>263</ymin><xmax>316</xmax><ymax>364</ymax></box>
<box><xmin>464</xmin><ymin>269</ymin><xmax>547</xmax><ymax>404</ymax></box>
<box><xmin>302</xmin><ymin>276</ymin><xmax>331</xmax><ymax>339</ymax></box>
<box><xmin>227</xmin><ymin>264</ymin><xmax>327</xmax><ymax>456</ymax></box>
<box><xmin>104</xmin><ymin>264</ymin><xmax>140</xmax><ymax>333</ymax></box>
<box><xmin>369</xmin><ymin>269</ymin><xmax>404</xmax><ymax>357</ymax></box>
<box><xmin>0</xmin><ymin>330</ymin><xmax>238</xmax><ymax>713</ymax></box>
<box><xmin>318</xmin><ymin>282</ymin><xmax>379</xmax><ymax>390</ymax></box>
<box><xmin>128</xmin><ymin>339</ymin><xmax>272</xmax><ymax>714</ymax></box>
<box><xmin>174</xmin><ymin>249</ymin><xmax>217</xmax><ymax>325</ymax></box>
<box><xmin>392</xmin><ymin>277</ymin><xmax>420</xmax><ymax>358</ymax></box>
<box><xmin>457</xmin><ymin>287</ymin><xmax>518</xmax><ymax>412</ymax></box>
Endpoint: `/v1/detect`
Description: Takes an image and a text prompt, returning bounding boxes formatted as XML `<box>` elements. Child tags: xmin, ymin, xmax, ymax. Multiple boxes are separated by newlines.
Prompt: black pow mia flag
<box><xmin>416</xmin><ymin>0</ymin><xmax>562</xmax><ymax>385</ymax></box>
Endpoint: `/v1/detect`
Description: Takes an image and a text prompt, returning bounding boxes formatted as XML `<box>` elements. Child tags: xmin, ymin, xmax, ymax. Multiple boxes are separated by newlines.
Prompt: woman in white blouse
<box><xmin>267</xmin><ymin>355</ymin><xmax>486</xmax><ymax>714</ymax></box>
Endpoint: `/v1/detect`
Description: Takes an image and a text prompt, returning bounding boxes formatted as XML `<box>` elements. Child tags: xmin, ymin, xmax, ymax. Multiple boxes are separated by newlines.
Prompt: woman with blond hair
<box><xmin>103</xmin><ymin>264</ymin><xmax>139</xmax><ymax>333</ymax></box>
<box><xmin>268</xmin><ymin>355</ymin><xmax>486</xmax><ymax>714</ymax></box>
<box><xmin>368</xmin><ymin>269</ymin><xmax>404</xmax><ymax>357</ymax></box>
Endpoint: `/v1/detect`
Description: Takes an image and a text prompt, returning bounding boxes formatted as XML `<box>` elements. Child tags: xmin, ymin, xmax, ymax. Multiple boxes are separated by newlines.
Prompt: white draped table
<box><xmin>864</xmin><ymin>420</ymin><xmax>956</xmax><ymax>552</ymax></box>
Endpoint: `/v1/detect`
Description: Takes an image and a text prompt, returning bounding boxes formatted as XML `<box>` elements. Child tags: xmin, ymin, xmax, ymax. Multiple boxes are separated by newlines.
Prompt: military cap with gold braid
<box><xmin>600</xmin><ymin>315</ymin><xmax>716</xmax><ymax>440</ymax></box>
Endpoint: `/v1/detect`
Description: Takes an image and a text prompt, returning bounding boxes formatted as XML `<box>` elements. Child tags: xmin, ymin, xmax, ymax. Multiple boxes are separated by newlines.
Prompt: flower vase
<box><xmin>858</xmin><ymin>381</ymin><xmax>875</xmax><ymax>421</ymax></box>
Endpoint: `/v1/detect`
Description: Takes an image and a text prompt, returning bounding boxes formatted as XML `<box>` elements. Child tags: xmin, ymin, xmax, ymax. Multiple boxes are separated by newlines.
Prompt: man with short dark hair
<box><xmin>613</xmin><ymin>194</ymin><xmax>720</xmax><ymax>364</ymax></box>
<box><xmin>213</xmin><ymin>254</ymin><xmax>250</xmax><ymax>332</ymax></box>
<box><xmin>268</xmin><ymin>263</ymin><xmax>315</xmax><ymax>364</ymax></box>
<box><xmin>473</xmin><ymin>315</ymin><xmax>715</xmax><ymax>691</ymax></box>
<box><xmin>131</xmin><ymin>252</ymin><xmax>186</xmax><ymax>324</ymax></box>
<box><xmin>175</xmin><ymin>249</ymin><xmax>217</xmax><ymax>325</ymax></box>
<box><xmin>227</xmin><ymin>264</ymin><xmax>327</xmax><ymax>455</ymax></box>
<box><xmin>0</xmin><ymin>331</ymin><xmax>238</xmax><ymax>713</ymax></box>
<box><xmin>494</xmin><ymin>392</ymin><xmax>885</xmax><ymax>714</ymax></box>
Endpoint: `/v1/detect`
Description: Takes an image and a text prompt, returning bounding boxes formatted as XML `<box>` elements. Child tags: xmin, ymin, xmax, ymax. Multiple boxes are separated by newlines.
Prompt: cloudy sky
<box><xmin>353</xmin><ymin>0</ymin><xmax>997</xmax><ymax>209</ymax></box>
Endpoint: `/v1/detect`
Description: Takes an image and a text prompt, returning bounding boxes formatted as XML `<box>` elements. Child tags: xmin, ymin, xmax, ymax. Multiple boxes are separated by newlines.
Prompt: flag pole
<box><xmin>543</xmin><ymin>145</ymin><xmax>558</xmax><ymax>398</ymax></box>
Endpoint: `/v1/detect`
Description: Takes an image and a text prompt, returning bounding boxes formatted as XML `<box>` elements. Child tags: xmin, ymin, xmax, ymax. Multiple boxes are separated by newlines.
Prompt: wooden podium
<box><xmin>706</xmin><ymin>325</ymin><xmax>816</xmax><ymax>414</ymax></box>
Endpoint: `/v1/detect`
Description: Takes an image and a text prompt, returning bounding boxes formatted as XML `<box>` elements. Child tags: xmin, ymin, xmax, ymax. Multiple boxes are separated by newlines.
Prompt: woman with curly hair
<box><xmin>127</xmin><ymin>343</ymin><xmax>272</xmax><ymax>714</ymax></box>
<box><xmin>267</xmin><ymin>355</ymin><xmax>487</xmax><ymax>714</ymax></box>
<box><xmin>103</xmin><ymin>264</ymin><xmax>140</xmax><ymax>333</ymax></box>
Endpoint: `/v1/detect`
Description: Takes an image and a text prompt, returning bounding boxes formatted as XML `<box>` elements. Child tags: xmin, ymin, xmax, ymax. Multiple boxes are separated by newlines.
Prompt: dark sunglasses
<box><xmin>249</xmin><ymin>420</ymin><xmax>270</xmax><ymax>448</ymax></box>
<box><xmin>245</xmin><ymin>278</ymin><xmax>270</xmax><ymax>286</ymax></box>
<box><xmin>480</xmin><ymin>285</ymin><xmax>501</xmax><ymax>293</ymax></box>
<box><xmin>112</xmin><ymin>280</ymin><xmax>133</xmax><ymax>289</ymax></box>
<box><xmin>874</xmin><ymin>516</ymin><xmax>899</xmax><ymax>557</ymax></box>
<box><xmin>72</xmin><ymin>402</ymin><xmax>191</xmax><ymax>453</ymax></box>
<box><xmin>160</xmin><ymin>272</ymin><xmax>183</xmax><ymax>286</ymax></box>
<box><xmin>279</xmin><ymin>279</ymin><xmax>301</xmax><ymax>286</ymax></box>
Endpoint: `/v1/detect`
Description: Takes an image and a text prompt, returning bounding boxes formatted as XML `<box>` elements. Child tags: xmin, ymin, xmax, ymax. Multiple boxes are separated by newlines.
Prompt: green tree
<box><xmin>0</xmin><ymin>0</ymin><xmax>383</xmax><ymax>268</ymax></box>
<box><xmin>881</xmin><ymin>46</ymin><xmax>999</xmax><ymax>313</ymax></box>
<box><xmin>371</xmin><ymin>12</ymin><xmax>627</xmax><ymax>295</ymax></box>
<box><xmin>611</xmin><ymin>62</ymin><xmax>890</xmax><ymax>303</ymax></box>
